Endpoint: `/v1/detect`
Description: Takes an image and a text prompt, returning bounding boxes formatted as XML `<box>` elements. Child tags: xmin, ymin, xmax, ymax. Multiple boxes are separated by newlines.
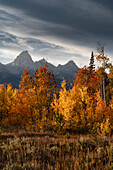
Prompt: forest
<box><xmin>1</xmin><ymin>43</ymin><xmax>113</xmax><ymax>170</ymax></box>
<box><xmin>0</xmin><ymin>43</ymin><xmax>113</xmax><ymax>136</ymax></box>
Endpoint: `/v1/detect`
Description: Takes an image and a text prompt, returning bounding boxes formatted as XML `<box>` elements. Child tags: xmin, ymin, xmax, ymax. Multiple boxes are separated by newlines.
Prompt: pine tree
<box><xmin>89</xmin><ymin>51</ymin><xmax>95</xmax><ymax>72</ymax></box>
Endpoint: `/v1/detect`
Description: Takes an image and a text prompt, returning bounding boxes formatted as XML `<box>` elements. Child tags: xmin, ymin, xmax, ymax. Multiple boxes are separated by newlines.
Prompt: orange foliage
<box><xmin>0</xmin><ymin>56</ymin><xmax>113</xmax><ymax>135</ymax></box>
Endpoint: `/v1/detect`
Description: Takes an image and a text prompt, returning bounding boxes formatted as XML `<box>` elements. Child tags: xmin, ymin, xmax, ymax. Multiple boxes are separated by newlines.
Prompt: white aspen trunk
<box><xmin>103</xmin><ymin>77</ymin><xmax>105</xmax><ymax>101</ymax></box>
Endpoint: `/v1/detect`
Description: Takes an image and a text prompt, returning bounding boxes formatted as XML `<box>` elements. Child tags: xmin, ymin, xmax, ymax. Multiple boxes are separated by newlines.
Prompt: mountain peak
<box><xmin>20</xmin><ymin>50</ymin><xmax>29</xmax><ymax>54</ymax></box>
<box><xmin>12</xmin><ymin>50</ymin><xmax>34</xmax><ymax>67</ymax></box>
<box><xmin>39</xmin><ymin>58</ymin><xmax>47</xmax><ymax>66</ymax></box>
<box><xmin>57</xmin><ymin>60</ymin><xmax>79</xmax><ymax>73</ymax></box>
<box><xmin>57</xmin><ymin>60</ymin><xmax>76</xmax><ymax>67</ymax></box>
<box><xmin>66</xmin><ymin>60</ymin><xmax>77</xmax><ymax>67</ymax></box>
<box><xmin>0</xmin><ymin>51</ymin><xmax>79</xmax><ymax>88</ymax></box>
<box><xmin>17</xmin><ymin>50</ymin><xmax>31</xmax><ymax>59</ymax></box>
<box><xmin>67</xmin><ymin>60</ymin><xmax>75</xmax><ymax>64</ymax></box>
<box><xmin>66</xmin><ymin>60</ymin><xmax>75</xmax><ymax>64</ymax></box>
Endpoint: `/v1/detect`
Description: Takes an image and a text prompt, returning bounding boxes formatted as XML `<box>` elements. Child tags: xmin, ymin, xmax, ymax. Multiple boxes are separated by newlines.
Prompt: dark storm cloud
<box><xmin>0</xmin><ymin>0</ymin><xmax>113</xmax><ymax>66</ymax></box>
<box><xmin>0</xmin><ymin>0</ymin><xmax>113</xmax><ymax>43</ymax></box>
<box><xmin>0</xmin><ymin>31</ymin><xmax>64</xmax><ymax>54</ymax></box>
<box><xmin>0</xmin><ymin>31</ymin><xmax>77</xmax><ymax>66</ymax></box>
<box><xmin>92</xmin><ymin>0</ymin><xmax>113</xmax><ymax>11</ymax></box>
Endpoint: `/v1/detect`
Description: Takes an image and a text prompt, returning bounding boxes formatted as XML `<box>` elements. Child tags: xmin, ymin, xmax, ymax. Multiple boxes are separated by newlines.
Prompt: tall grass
<box><xmin>0</xmin><ymin>135</ymin><xmax>113</xmax><ymax>169</ymax></box>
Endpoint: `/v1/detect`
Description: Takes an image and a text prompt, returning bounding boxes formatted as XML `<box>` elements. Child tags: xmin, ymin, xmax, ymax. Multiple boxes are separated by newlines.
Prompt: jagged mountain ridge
<box><xmin>6</xmin><ymin>51</ymin><xmax>37</xmax><ymax>74</ymax></box>
<box><xmin>0</xmin><ymin>51</ymin><xmax>79</xmax><ymax>88</ymax></box>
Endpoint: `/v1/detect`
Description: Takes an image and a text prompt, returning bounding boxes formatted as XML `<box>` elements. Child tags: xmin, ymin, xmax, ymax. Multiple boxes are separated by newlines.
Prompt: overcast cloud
<box><xmin>0</xmin><ymin>0</ymin><xmax>113</xmax><ymax>66</ymax></box>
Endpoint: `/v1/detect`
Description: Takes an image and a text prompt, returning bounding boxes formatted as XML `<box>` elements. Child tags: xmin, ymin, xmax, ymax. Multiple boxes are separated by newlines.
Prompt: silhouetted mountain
<box><xmin>0</xmin><ymin>51</ymin><xmax>80</xmax><ymax>88</ymax></box>
<box><xmin>6</xmin><ymin>51</ymin><xmax>37</xmax><ymax>74</ymax></box>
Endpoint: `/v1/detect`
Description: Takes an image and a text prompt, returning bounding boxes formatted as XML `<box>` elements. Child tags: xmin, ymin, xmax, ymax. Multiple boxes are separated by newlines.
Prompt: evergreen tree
<box><xmin>89</xmin><ymin>51</ymin><xmax>95</xmax><ymax>72</ymax></box>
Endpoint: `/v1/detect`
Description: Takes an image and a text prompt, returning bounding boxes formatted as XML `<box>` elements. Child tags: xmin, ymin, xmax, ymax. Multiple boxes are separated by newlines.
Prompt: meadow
<box><xmin>0</xmin><ymin>129</ymin><xmax>113</xmax><ymax>170</ymax></box>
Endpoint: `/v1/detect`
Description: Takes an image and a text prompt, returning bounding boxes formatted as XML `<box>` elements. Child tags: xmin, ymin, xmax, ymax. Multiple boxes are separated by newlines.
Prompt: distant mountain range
<box><xmin>0</xmin><ymin>51</ymin><xmax>79</xmax><ymax>88</ymax></box>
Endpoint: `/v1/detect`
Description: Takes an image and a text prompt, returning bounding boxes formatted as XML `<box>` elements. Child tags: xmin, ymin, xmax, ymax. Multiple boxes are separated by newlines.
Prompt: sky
<box><xmin>0</xmin><ymin>0</ymin><xmax>113</xmax><ymax>67</ymax></box>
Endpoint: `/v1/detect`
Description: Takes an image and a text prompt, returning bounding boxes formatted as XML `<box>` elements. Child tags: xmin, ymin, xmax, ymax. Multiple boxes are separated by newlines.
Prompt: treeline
<box><xmin>0</xmin><ymin>43</ymin><xmax>113</xmax><ymax>135</ymax></box>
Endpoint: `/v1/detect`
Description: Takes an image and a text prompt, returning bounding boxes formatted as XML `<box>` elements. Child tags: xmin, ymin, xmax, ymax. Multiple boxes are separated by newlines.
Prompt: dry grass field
<box><xmin>0</xmin><ymin>129</ymin><xmax>113</xmax><ymax>170</ymax></box>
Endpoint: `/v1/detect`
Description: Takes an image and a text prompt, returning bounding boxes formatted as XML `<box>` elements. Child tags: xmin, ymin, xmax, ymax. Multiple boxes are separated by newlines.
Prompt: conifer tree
<box><xmin>89</xmin><ymin>51</ymin><xmax>95</xmax><ymax>72</ymax></box>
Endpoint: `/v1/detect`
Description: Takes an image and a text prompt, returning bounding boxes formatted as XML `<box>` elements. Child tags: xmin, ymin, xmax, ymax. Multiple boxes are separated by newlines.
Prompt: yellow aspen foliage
<box><xmin>79</xmin><ymin>87</ymin><xmax>95</xmax><ymax>129</ymax></box>
<box><xmin>52</xmin><ymin>80</ymin><xmax>76</xmax><ymax>130</ymax></box>
<box><xmin>109</xmin><ymin>97</ymin><xmax>113</xmax><ymax>130</ymax></box>
<box><xmin>94</xmin><ymin>91</ymin><xmax>108</xmax><ymax>122</ymax></box>
<box><xmin>0</xmin><ymin>84</ymin><xmax>15</xmax><ymax>125</ymax></box>
<box><xmin>97</xmin><ymin>118</ymin><xmax>111</xmax><ymax>136</ymax></box>
<box><xmin>52</xmin><ymin>81</ymin><xmax>94</xmax><ymax>132</ymax></box>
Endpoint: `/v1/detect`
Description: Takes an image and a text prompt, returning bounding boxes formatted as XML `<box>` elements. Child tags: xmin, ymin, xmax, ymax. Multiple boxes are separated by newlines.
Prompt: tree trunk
<box><xmin>103</xmin><ymin>77</ymin><xmax>105</xmax><ymax>101</ymax></box>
